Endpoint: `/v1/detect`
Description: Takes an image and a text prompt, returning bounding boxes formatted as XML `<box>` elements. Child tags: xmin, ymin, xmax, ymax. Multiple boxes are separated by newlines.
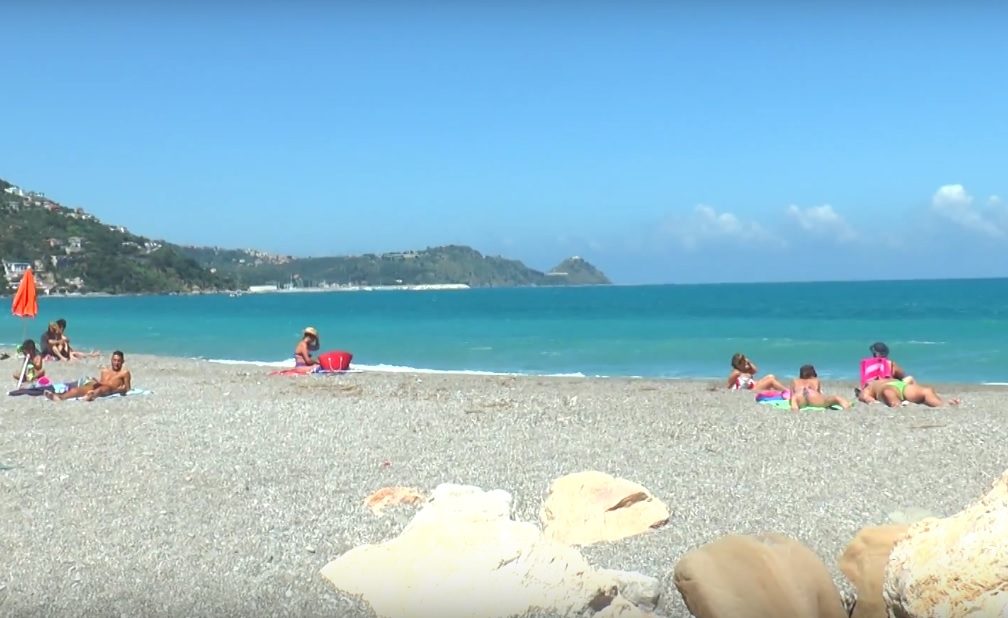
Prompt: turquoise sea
<box><xmin>3</xmin><ymin>279</ymin><xmax>1006</xmax><ymax>384</ymax></box>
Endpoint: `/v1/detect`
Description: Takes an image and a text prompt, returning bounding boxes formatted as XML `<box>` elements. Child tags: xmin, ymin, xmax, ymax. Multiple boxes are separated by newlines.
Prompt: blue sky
<box><xmin>3</xmin><ymin>2</ymin><xmax>1006</xmax><ymax>284</ymax></box>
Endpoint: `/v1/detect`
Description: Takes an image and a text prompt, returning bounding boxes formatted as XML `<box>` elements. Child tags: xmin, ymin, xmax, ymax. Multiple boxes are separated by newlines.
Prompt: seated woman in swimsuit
<box><xmin>857</xmin><ymin>377</ymin><xmax>959</xmax><ymax>407</ymax></box>
<box><xmin>726</xmin><ymin>353</ymin><xmax>786</xmax><ymax>391</ymax></box>
<box><xmin>292</xmin><ymin>326</ymin><xmax>321</xmax><ymax>374</ymax></box>
<box><xmin>789</xmin><ymin>364</ymin><xmax>850</xmax><ymax>410</ymax></box>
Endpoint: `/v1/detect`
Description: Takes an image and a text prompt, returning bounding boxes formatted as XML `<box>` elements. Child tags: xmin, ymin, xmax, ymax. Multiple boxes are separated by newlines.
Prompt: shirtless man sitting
<box><xmin>46</xmin><ymin>350</ymin><xmax>131</xmax><ymax>402</ymax></box>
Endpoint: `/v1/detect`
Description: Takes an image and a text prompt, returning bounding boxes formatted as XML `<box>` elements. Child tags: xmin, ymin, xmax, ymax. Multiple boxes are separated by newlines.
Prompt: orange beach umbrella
<box><xmin>11</xmin><ymin>267</ymin><xmax>38</xmax><ymax>319</ymax></box>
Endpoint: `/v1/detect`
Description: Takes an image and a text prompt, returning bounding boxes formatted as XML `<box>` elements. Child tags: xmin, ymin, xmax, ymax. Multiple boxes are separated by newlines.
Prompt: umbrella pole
<box><xmin>15</xmin><ymin>355</ymin><xmax>30</xmax><ymax>389</ymax></box>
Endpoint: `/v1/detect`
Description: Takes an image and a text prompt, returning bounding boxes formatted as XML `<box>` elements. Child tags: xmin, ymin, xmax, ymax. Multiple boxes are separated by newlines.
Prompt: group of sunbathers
<box><xmin>8</xmin><ymin>318</ymin><xmax>131</xmax><ymax>401</ymax></box>
<box><xmin>727</xmin><ymin>341</ymin><xmax>959</xmax><ymax>409</ymax></box>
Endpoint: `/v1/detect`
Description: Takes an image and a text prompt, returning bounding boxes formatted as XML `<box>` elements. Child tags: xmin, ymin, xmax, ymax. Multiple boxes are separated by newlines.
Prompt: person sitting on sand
<box><xmin>856</xmin><ymin>376</ymin><xmax>958</xmax><ymax>408</ymax></box>
<box><xmin>860</xmin><ymin>341</ymin><xmax>914</xmax><ymax>388</ymax></box>
<box><xmin>727</xmin><ymin>353</ymin><xmax>786</xmax><ymax>391</ymax></box>
<box><xmin>292</xmin><ymin>327</ymin><xmax>321</xmax><ymax>372</ymax></box>
<box><xmin>46</xmin><ymin>350</ymin><xmax>131</xmax><ymax>402</ymax></box>
<box><xmin>54</xmin><ymin>318</ymin><xmax>99</xmax><ymax>361</ymax></box>
<box><xmin>12</xmin><ymin>339</ymin><xmax>45</xmax><ymax>383</ymax></box>
<box><xmin>41</xmin><ymin>322</ymin><xmax>69</xmax><ymax>361</ymax></box>
<box><xmin>789</xmin><ymin>364</ymin><xmax>850</xmax><ymax>410</ymax></box>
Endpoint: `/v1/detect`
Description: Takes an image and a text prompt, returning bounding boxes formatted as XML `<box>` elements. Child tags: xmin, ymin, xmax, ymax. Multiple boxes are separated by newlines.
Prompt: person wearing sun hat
<box><xmin>294</xmin><ymin>326</ymin><xmax>321</xmax><ymax>370</ymax></box>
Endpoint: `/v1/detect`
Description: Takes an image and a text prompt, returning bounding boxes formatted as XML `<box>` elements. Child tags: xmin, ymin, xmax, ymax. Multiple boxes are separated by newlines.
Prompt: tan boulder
<box><xmin>321</xmin><ymin>483</ymin><xmax>645</xmax><ymax>618</ymax></box>
<box><xmin>540</xmin><ymin>471</ymin><xmax>669</xmax><ymax>546</ymax></box>
<box><xmin>883</xmin><ymin>470</ymin><xmax>1008</xmax><ymax>617</ymax></box>
<box><xmin>363</xmin><ymin>486</ymin><xmax>426</xmax><ymax>516</ymax></box>
<box><xmin>838</xmin><ymin>524</ymin><xmax>909</xmax><ymax>618</ymax></box>
<box><xmin>673</xmin><ymin>533</ymin><xmax>846</xmax><ymax>618</ymax></box>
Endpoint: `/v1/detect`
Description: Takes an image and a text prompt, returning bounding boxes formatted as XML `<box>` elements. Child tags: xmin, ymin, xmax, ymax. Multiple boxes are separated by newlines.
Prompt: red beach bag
<box><xmin>318</xmin><ymin>350</ymin><xmax>353</xmax><ymax>372</ymax></box>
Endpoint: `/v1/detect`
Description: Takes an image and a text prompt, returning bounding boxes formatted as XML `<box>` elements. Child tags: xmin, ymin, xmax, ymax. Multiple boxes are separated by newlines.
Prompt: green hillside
<box><xmin>1</xmin><ymin>177</ymin><xmax>611</xmax><ymax>293</ymax></box>
<box><xmin>1</xmin><ymin>180</ymin><xmax>232</xmax><ymax>294</ymax></box>
<box><xmin>178</xmin><ymin>245</ymin><xmax>611</xmax><ymax>288</ymax></box>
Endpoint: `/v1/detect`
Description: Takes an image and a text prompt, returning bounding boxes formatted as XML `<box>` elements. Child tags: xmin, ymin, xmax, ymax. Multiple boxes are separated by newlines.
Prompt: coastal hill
<box><xmin>179</xmin><ymin>244</ymin><xmax>612</xmax><ymax>289</ymax></box>
<box><xmin>1</xmin><ymin>177</ymin><xmax>610</xmax><ymax>294</ymax></box>
<box><xmin>0</xmin><ymin>178</ymin><xmax>231</xmax><ymax>294</ymax></box>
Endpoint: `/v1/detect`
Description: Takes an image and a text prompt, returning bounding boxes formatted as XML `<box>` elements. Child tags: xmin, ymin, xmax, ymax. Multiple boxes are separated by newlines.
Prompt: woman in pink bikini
<box><xmin>726</xmin><ymin>353</ymin><xmax>786</xmax><ymax>392</ymax></box>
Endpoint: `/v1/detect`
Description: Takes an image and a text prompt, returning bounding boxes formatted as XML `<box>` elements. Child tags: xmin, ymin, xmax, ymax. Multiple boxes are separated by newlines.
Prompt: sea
<box><xmin>3</xmin><ymin>278</ymin><xmax>1006</xmax><ymax>384</ymax></box>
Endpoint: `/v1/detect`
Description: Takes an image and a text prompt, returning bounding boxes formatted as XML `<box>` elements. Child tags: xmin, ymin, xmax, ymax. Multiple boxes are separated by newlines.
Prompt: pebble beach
<box><xmin>1</xmin><ymin>354</ymin><xmax>1005</xmax><ymax>617</ymax></box>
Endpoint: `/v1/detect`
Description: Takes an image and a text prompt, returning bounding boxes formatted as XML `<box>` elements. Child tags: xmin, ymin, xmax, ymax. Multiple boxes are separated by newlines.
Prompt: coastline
<box><xmin>3</xmin><ymin>353</ymin><xmax>1006</xmax><ymax>616</ymax></box>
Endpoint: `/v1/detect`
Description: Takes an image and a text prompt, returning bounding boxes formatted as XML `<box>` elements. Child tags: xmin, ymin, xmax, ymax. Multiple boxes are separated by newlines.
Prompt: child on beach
<box><xmin>789</xmin><ymin>364</ymin><xmax>850</xmax><ymax>410</ymax></box>
<box><xmin>12</xmin><ymin>339</ymin><xmax>45</xmax><ymax>384</ymax></box>
<box><xmin>727</xmin><ymin>353</ymin><xmax>786</xmax><ymax>392</ymax></box>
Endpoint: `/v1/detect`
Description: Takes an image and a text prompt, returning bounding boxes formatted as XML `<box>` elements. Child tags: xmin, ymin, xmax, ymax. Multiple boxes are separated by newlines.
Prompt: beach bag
<box><xmin>318</xmin><ymin>350</ymin><xmax>353</xmax><ymax>371</ymax></box>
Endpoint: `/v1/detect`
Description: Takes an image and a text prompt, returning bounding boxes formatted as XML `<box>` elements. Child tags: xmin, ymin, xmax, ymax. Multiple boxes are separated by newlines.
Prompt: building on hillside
<box><xmin>50</xmin><ymin>255</ymin><xmax>74</xmax><ymax>269</ymax></box>
<box><xmin>384</xmin><ymin>251</ymin><xmax>419</xmax><ymax>260</ymax></box>
<box><xmin>2</xmin><ymin>260</ymin><xmax>32</xmax><ymax>284</ymax></box>
<box><xmin>46</xmin><ymin>238</ymin><xmax>63</xmax><ymax>249</ymax></box>
<box><xmin>3</xmin><ymin>186</ymin><xmax>25</xmax><ymax>197</ymax></box>
<box><xmin>66</xmin><ymin>237</ymin><xmax>84</xmax><ymax>253</ymax></box>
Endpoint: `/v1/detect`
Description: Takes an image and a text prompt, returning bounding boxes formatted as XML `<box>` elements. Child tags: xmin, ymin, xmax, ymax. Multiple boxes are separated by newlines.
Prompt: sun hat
<box><xmin>304</xmin><ymin>326</ymin><xmax>319</xmax><ymax>338</ymax></box>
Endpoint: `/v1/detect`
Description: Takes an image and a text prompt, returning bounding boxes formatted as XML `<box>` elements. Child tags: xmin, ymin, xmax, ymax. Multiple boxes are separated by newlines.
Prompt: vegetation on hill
<box><xmin>178</xmin><ymin>245</ymin><xmax>611</xmax><ymax>288</ymax></box>
<box><xmin>1</xmin><ymin>180</ymin><xmax>232</xmax><ymax>294</ymax></box>
<box><xmin>1</xmin><ymin>176</ymin><xmax>611</xmax><ymax>293</ymax></box>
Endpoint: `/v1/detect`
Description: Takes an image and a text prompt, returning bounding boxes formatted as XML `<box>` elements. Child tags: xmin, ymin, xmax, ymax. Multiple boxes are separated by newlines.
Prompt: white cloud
<box><xmin>664</xmin><ymin>204</ymin><xmax>784</xmax><ymax>251</ymax></box>
<box><xmin>931</xmin><ymin>184</ymin><xmax>1007</xmax><ymax>238</ymax></box>
<box><xmin>785</xmin><ymin>204</ymin><xmax>858</xmax><ymax>243</ymax></box>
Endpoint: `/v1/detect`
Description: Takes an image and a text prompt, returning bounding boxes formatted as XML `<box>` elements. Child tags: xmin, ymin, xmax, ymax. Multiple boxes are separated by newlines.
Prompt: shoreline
<box><xmin>3</xmin><ymin>348</ymin><xmax>1007</xmax><ymax>387</ymax></box>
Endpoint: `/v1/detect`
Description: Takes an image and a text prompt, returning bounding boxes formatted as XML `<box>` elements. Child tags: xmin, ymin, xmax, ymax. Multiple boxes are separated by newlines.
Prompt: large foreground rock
<box><xmin>673</xmin><ymin>533</ymin><xmax>846</xmax><ymax>618</ymax></box>
<box><xmin>838</xmin><ymin>524</ymin><xmax>908</xmax><ymax>618</ymax></box>
<box><xmin>321</xmin><ymin>483</ymin><xmax>657</xmax><ymax>618</ymax></box>
<box><xmin>883</xmin><ymin>470</ymin><xmax>1008</xmax><ymax>618</ymax></box>
<box><xmin>540</xmin><ymin>471</ymin><xmax>670</xmax><ymax>546</ymax></box>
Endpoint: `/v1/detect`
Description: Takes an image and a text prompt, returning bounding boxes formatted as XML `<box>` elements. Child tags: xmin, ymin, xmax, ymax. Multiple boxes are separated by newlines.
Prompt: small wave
<box><xmin>906</xmin><ymin>340</ymin><xmax>944</xmax><ymax>345</ymax></box>
<box><xmin>206</xmin><ymin>357</ymin><xmax>589</xmax><ymax>378</ymax></box>
<box><xmin>469</xmin><ymin>346</ymin><xmax>493</xmax><ymax>351</ymax></box>
<box><xmin>206</xmin><ymin>358</ymin><xmax>293</xmax><ymax>368</ymax></box>
<box><xmin>982</xmin><ymin>382</ymin><xmax>1008</xmax><ymax>386</ymax></box>
<box><xmin>355</xmin><ymin>363</ymin><xmax>588</xmax><ymax>378</ymax></box>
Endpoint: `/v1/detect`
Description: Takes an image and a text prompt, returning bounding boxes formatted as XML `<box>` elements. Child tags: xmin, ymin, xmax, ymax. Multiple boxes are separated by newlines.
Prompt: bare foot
<box><xmin>84</xmin><ymin>391</ymin><xmax>97</xmax><ymax>401</ymax></box>
<box><xmin>948</xmin><ymin>398</ymin><xmax>961</xmax><ymax>406</ymax></box>
<box><xmin>44</xmin><ymin>391</ymin><xmax>60</xmax><ymax>402</ymax></box>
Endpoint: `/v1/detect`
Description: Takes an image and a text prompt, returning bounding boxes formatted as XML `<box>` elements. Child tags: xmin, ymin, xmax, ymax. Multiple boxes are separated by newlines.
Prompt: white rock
<box><xmin>883</xmin><ymin>470</ymin><xmax>1008</xmax><ymax>618</ymax></box>
<box><xmin>321</xmin><ymin>483</ymin><xmax>633</xmax><ymax>618</ymax></box>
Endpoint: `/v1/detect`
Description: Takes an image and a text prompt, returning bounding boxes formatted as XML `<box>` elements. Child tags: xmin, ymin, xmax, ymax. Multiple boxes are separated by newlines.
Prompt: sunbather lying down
<box><xmin>856</xmin><ymin>378</ymin><xmax>959</xmax><ymax>408</ymax></box>
<box><xmin>789</xmin><ymin>364</ymin><xmax>850</xmax><ymax>410</ymax></box>
<box><xmin>45</xmin><ymin>351</ymin><xmax>131</xmax><ymax>402</ymax></box>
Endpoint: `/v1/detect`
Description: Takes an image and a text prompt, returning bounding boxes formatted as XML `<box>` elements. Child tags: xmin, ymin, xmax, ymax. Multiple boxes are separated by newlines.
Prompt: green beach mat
<box><xmin>759</xmin><ymin>399</ymin><xmax>848</xmax><ymax>411</ymax></box>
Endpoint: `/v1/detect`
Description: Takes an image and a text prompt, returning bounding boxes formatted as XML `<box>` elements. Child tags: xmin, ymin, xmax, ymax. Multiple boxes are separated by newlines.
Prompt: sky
<box><xmin>2</xmin><ymin>1</ymin><xmax>1007</xmax><ymax>284</ymax></box>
